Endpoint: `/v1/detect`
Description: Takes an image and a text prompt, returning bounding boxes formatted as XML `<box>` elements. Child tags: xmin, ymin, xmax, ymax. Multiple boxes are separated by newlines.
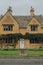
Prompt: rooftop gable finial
<box><xmin>30</xmin><ymin>6</ymin><xmax>34</xmax><ymax>12</ymax></box>
<box><xmin>7</xmin><ymin>6</ymin><xmax>12</xmax><ymax>13</ymax></box>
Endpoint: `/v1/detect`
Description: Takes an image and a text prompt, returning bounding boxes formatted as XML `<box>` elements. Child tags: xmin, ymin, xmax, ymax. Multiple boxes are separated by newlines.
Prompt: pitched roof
<box><xmin>0</xmin><ymin>13</ymin><xmax>43</xmax><ymax>29</ymax></box>
<box><xmin>14</xmin><ymin>15</ymin><xmax>43</xmax><ymax>28</ymax></box>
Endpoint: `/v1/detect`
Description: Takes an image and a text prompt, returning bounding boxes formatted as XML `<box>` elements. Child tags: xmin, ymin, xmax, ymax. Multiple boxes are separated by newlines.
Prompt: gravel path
<box><xmin>0</xmin><ymin>58</ymin><xmax>43</xmax><ymax>65</ymax></box>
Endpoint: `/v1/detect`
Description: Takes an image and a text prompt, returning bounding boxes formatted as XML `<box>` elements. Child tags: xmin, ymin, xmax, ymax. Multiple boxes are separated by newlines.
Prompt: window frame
<box><xmin>30</xmin><ymin>25</ymin><xmax>38</xmax><ymax>31</ymax></box>
<box><xmin>3</xmin><ymin>24</ymin><xmax>13</xmax><ymax>31</ymax></box>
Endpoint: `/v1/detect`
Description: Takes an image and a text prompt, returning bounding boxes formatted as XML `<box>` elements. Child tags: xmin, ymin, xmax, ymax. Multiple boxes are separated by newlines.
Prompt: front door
<box><xmin>20</xmin><ymin>39</ymin><xmax>24</xmax><ymax>49</ymax></box>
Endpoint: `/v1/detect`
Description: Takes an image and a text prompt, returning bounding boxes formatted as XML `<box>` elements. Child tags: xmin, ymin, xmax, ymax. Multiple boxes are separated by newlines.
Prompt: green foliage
<box><xmin>0</xmin><ymin>33</ymin><xmax>43</xmax><ymax>43</ymax></box>
<box><xmin>0</xmin><ymin>48</ymin><xmax>19</xmax><ymax>51</ymax></box>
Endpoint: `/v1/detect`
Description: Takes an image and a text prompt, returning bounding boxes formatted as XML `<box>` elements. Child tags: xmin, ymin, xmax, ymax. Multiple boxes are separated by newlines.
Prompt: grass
<box><xmin>0</xmin><ymin>48</ymin><xmax>43</xmax><ymax>58</ymax></box>
<box><xmin>0</xmin><ymin>50</ymin><xmax>19</xmax><ymax>55</ymax></box>
<box><xmin>26</xmin><ymin>49</ymin><xmax>43</xmax><ymax>57</ymax></box>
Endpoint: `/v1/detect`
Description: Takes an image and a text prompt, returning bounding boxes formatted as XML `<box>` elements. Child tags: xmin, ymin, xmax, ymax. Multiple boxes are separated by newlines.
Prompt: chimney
<box><xmin>30</xmin><ymin>6</ymin><xmax>35</xmax><ymax>16</ymax></box>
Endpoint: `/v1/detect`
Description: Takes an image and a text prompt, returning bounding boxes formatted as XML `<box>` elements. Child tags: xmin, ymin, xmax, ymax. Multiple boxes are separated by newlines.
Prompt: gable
<box><xmin>0</xmin><ymin>12</ymin><xmax>19</xmax><ymax>26</ymax></box>
<box><xmin>28</xmin><ymin>18</ymin><xmax>41</xmax><ymax>26</ymax></box>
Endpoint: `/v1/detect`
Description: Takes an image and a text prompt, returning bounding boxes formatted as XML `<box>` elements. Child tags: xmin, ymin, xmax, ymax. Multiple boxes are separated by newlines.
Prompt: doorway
<box><xmin>20</xmin><ymin>39</ymin><xmax>24</xmax><ymax>49</ymax></box>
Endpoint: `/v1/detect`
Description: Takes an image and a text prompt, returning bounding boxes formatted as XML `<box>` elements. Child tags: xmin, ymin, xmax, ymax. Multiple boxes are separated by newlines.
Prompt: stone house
<box><xmin>0</xmin><ymin>6</ymin><xmax>43</xmax><ymax>49</ymax></box>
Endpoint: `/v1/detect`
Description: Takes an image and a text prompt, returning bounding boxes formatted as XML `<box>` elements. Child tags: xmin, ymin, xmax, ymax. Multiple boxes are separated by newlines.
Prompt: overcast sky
<box><xmin>0</xmin><ymin>0</ymin><xmax>43</xmax><ymax>15</ymax></box>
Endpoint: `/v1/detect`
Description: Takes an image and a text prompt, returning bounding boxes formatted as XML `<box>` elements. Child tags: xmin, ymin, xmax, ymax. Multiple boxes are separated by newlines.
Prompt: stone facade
<box><xmin>0</xmin><ymin>6</ymin><xmax>43</xmax><ymax>49</ymax></box>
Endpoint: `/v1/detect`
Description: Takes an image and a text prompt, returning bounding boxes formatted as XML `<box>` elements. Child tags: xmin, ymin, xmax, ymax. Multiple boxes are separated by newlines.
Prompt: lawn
<box><xmin>0</xmin><ymin>48</ymin><xmax>43</xmax><ymax>58</ymax></box>
<box><xmin>26</xmin><ymin>49</ymin><xmax>43</xmax><ymax>57</ymax></box>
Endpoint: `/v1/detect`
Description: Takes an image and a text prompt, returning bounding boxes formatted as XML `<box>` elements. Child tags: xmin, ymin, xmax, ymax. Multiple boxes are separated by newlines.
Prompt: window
<box><xmin>3</xmin><ymin>24</ymin><xmax>13</xmax><ymax>31</ymax></box>
<box><xmin>31</xmin><ymin>25</ymin><xmax>38</xmax><ymax>31</ymax></box>
<box><xmin>5</xmin><ymin>38</ymin><xmax>12</xmax><ymax>44</ymax></box>
<box><xmin>30</xmin><ymin>39</ymin><xmax>37</xmax><ymax>43</ymax></box>
<box><xmin>30</xmin><ymin>38</ymin><xmax>41</xmax><ymax>43</ymax></box>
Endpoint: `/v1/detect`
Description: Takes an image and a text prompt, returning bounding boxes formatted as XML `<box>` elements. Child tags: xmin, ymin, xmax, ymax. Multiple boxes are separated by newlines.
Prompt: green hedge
<box><xmin>0</xmin><ymin>47</ymin><xmax>43</xmax><ymax>51</ymax></box>
<box><xmin>0</xmin><ymin>48</ymin><xmax>19</xmax><ymax>51</ymax></box>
